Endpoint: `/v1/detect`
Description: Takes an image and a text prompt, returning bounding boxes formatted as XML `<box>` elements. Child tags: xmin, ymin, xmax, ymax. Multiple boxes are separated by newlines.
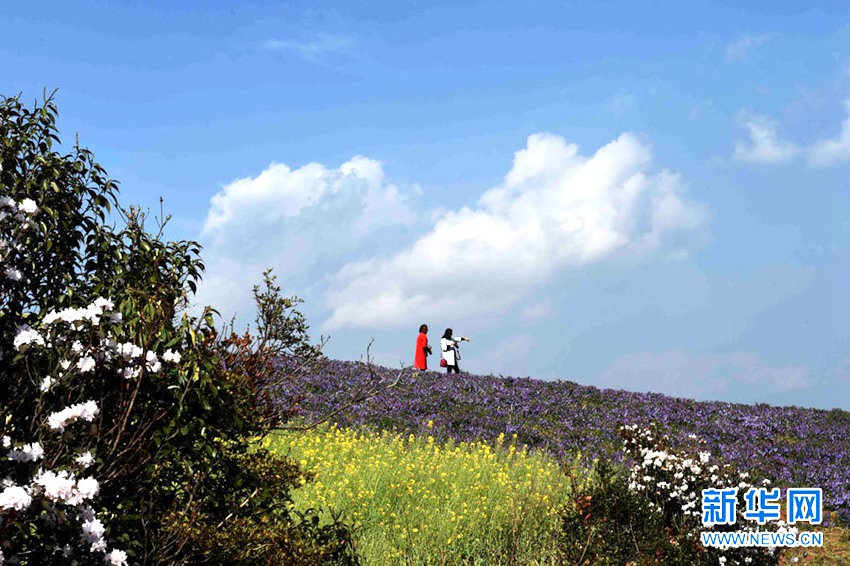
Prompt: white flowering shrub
<box><xmin>560</xmin><ymin>425</ymin><xmax>798</xmax><ymax>564</ymax></box>
<box><xmin>0</xmin><ymin>196</ymin><xmax>35</xmax><ymax>285</ymax></box>
<box><xmin>0</xmin><ymin>92</ymin><xmax>207</xmax><ymax>564</ymax></box>
<box><xmin>620</xmin><ymin>424</ymin><xmax>793</xmax><ymax>565</ymax></box>
<box><xmin>1</xmin><ymin>292</ymin><xmax>186</xmax><ymax>564</ymax></box>
<box><xmin>1</xmin><ymin>93</ymin><xmax>359</xmax><ymax>565</ymax></box>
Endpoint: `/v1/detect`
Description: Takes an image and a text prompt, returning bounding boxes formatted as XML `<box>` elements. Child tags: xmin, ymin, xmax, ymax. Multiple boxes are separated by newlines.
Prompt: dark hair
<box><xmin>419</xmin><ymin>324</ymin><xmax>428</xmax><ymax>333</ymax></box>
<box><xmin>442</xmin><ymin>328</ymin><xmax>453</xmax><ymax>339</ymax></box>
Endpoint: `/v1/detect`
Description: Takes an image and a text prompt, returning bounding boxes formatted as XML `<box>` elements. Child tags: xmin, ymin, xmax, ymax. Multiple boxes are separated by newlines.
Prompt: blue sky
<box><xmin>3</xmin><ymin>0</ymin><xmax>849</xmax><ymax>409</ymax></box>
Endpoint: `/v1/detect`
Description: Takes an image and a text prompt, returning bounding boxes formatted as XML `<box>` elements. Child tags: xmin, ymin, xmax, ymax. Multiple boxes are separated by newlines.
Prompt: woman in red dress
<box><xmin>414</xmin><ymin>324</ymin><xmax>432</xmax><ymax>370</ymax></box>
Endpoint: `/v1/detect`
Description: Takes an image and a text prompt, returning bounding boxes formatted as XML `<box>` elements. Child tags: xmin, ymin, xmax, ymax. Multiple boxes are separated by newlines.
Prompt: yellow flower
<box><xmin>269</xmin><ymin>423</ymin><xmax>572</xmax><ymax>564</ymax></box>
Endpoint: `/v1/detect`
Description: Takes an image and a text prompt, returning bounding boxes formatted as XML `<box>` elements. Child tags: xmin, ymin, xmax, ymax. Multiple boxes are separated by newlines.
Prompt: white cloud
<box><xmin>262</xmin><ymin>33</ymin><xmax>356</xmax><ymax>64</ymax></box>
<box><xmin>808</xmin><ymin>99</ymin><xmax>850</xmax><ymax>167</ymax></box>
<box><xmin>733</xmin><ymin>102</ymin><xmax>850</xmax><ymax>168</ymax></box>
<box><xmin>595</xmin><ymin>350</ymin><xmax>814</xmax><ymax>400</ymax></box>
<box><xmin>725</xmin><ymin>33</ymin><xmax>771</xmax><ymax>62</ymax></box>
<box><xmin>324</xmin><ymin>132</ymin><xmax>709</xmax><ymax>330</ymax></box>
<box><xmin>194</xmin><ymin>156</ymin><xmax>416</xmax><ymax>323</ymax></box>
<box><xmin>733</xmin><ymin>113</ymin><xmax>798</xmax><ymax>164</ymax></box>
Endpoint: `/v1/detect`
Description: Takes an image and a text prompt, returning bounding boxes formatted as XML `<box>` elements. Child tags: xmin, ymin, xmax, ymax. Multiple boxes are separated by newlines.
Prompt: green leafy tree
<box><xmin>1</xmin><ymin>91</ymin><xmax>358</xmax><ymax>565</ymax></box>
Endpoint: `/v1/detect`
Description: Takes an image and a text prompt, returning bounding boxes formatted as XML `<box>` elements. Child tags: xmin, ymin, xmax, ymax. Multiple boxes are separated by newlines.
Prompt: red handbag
<box><xmin>440</xmin><ymin>358</ymin><xmax>447</xmax><ymax>368</ymax></box>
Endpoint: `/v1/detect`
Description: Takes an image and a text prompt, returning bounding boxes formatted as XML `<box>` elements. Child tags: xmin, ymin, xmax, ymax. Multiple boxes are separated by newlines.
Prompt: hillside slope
<box><xmin>273</xmin><ymin>358</ymin><xmax>850</xmax><ymax>523</ymax></box>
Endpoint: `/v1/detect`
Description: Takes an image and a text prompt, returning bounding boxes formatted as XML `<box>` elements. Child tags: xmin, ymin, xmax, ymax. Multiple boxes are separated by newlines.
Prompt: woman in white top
<box><xmin>440</xmin><ymin>328</ymin><xmax>471</xmax><ymax>375</ymax></box>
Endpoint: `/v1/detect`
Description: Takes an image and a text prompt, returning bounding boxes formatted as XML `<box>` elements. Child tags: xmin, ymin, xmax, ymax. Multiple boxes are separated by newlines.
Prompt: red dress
<box><xmin>414</xmin><ymin>332</ymin><xmax>428</xmax><ymax>370</ymax></box>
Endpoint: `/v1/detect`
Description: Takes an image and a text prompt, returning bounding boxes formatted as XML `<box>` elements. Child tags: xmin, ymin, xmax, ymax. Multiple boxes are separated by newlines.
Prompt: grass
<box><xmin>779</xmin><ymin>522</ymin><xmax>850</xmax><ymax>565</ymax></box>
<box><xmin>263</xmin><ymin>423</ymin><xmax>573</xmax><ymax>565</ymax></box>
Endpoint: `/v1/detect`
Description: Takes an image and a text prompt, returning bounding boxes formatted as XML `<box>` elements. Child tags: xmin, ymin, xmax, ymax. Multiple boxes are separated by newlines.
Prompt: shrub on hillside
<box><xmin>560</xmin><ymin>425</ymin><xmax>796</xmax><ymax>565</ymax></box>
<box><xmin>560</xmin><ymin>458</ymin><xmax>678</xmax><ymax>565</ymax></box>
<box><xmin>0</xmin><ymin>92</ymin><xmax>357</xmax><ymax>564</ymax></box>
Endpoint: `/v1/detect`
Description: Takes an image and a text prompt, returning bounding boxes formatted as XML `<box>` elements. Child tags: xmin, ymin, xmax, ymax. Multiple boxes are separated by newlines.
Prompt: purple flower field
<box><xmin>273</xmin><ymin>358</ymin><xmax>850</xmax><ymax>523</ymax></box>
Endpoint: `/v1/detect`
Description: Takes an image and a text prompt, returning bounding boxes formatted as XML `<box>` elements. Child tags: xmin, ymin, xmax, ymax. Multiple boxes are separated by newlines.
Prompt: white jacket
<box><xmin>440</xmin><ymin>336</ymin><xmax>468</xmax><ymax>366</ymax></box>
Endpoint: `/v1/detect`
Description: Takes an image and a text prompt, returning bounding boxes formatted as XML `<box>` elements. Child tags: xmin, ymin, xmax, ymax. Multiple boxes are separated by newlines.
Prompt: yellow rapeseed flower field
<box><xmin>264</xmin><ymin>425</ymin><xmax>572</xmax><ymax>565</ymax></box>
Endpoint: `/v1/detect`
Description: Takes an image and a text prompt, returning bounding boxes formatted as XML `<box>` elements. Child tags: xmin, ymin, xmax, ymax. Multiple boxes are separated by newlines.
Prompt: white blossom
<box><xmin>43</xmin><ymin>310</ymin><xmax>67</xmax><ymax>325</ymax></box>
<box><xmin>84</xmin><ymin>305</ymin><xmax>102</xmax><ymax>325</ymax></box>
<box><xmin>47</xmin><ymin>400</ymin><xmax>99</xmax><ymax>431</ymax></box>
<box><xmin>30</xmin><ymin>471</ymin><xmax>98</xmax><ymax>506</ymax></box>
<box><xmin>81</xmin><ymin>517</ymin><xmax>105</xmax><ymax>543</ymax></box>
<box><xmin>105</xmin><ymin>549</ymin><xmax>128</xmax><ymax>566</ymax></box>
<box><xmin>7</xmin><ymin>442</ymin><xmax>44</xmax><ymax>462</ymax></box>
<box><xmin>17</xmin><ymin>199</ymin><xmax>37</xmax><ymax>215</ymax></box>
<box><xmin>162</xmin><ymin>349</ymin><xmax>181</xmax><ymax>364</ymax></box>
<box><xmin>40</xmin><ymin>376</ymin><xmax>54</xmax><ymax>393</ymax></box>
<box><xmin>91</xmin><ymin>540</ymin><xmax>107</xmax><ymax>553</ymax></box>
<box><xmin>33</xmin><ymin>469</ymin><xmax>76</xmax><ymax>503</ymax></box>
<box><xmin>145</xmin><ymin>350</ymin><xmax>161</xmax><ymax>373</ymax></box>
<box><xmin>5</xmin><ymin>268</ymin><xmax>22</xmax><ymax>281</ymax></box>
<box><xmin>42</xmin><ymin>306</ymin><xmax>97</xmax><ymax>326</ymax></box>
<box><xmin>121</xmin><ymin>367</ymin><xmax>141</xmax><ymax>380</ymax></box>
<box><xmin>117</xmin><ymin>342</ymin><xmax>143</xmax><ymax>359</ymax></box>
<box><xmin>73</xmin><ymin>477</ymin><xmax>99</xmax><ymax>504</ymax></box>
<box><xmin>13</xmin><ymin>326</ymin><xmax>44</xmax><ymax>350</ymax></box>
<box><xmin>42</xmin><ymin>312</ymin><xmax>60</xmax><ymax>326</ymax></box>
<box><xmin>0</xmin><ymin>485</ymin><xmax>31</xmax><ymax>511</ymax></box>
<box><xmin>76</xmin><ymin>356</ymin><xmax>96</xmax><ymax>374</ymax></box>
<box><xmin>76</xmin><ymin>451</ymin><xmax>94</xmax><ymax>468</ymax></box>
